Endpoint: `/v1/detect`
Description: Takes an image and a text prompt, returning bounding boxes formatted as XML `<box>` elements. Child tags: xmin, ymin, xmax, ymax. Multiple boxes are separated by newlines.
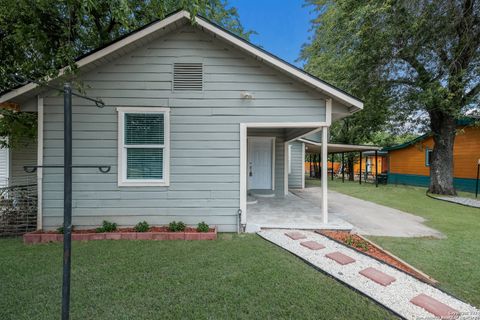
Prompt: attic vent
<box><xmin>173</xmin><ymin>63</ymin><xmax>203</xmax><ymax>91</ymax></box>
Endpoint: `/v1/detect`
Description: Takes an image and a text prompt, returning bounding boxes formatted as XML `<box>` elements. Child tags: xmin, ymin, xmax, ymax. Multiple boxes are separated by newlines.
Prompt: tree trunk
<box><xmin>428</xmin><ymin>111</ymin><xmax>457</xmax><ymax>195</ymax></box>
<box><xmin>347</xmin><ymin>155</ymin><xmax>355</xmax><ymax>181</ymax></box>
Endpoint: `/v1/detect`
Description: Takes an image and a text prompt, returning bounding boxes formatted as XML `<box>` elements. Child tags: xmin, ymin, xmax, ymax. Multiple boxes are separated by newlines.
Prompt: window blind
<box><xmin>127</xmin><ymin>148</ymin><xmax>163</xmax><ymax>179</ymax></box>
<box><xmin>125</xmin><ymin>113</ymin><xmax>164</xmax><ymax>145</ymax></box>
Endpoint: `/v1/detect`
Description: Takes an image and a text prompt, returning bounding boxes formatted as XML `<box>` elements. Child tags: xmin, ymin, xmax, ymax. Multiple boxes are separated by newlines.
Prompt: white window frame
<box><xmin>117</xmin><ymin>107</ymin><xmax>170</xmax><ymax>187</ymax></box>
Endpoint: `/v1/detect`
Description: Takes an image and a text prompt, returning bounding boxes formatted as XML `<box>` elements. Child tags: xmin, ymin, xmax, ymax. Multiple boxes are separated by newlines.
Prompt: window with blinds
<box><xmin>118</xmin><ymin>108</ymin><xmax>170</xmax><ymax>186</ymax></box>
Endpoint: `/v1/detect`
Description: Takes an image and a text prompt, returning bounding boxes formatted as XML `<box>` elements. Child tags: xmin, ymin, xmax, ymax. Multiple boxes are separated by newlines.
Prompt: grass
<box><xmin>308</xmin><ymin>178</ymin><xmax>480</xmax><ymax>307</ymax></box>
<box><xmin>0</xmin><ymin>234</ymin><xmax>396</xmax><ymax>320</ymax></box>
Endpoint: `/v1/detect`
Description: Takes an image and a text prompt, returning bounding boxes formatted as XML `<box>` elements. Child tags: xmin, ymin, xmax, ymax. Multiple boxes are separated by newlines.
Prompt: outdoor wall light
<box><xmin>241</xmin><ymin>91</ymin><xmax>254</xmax><ymax>99</ymax></box>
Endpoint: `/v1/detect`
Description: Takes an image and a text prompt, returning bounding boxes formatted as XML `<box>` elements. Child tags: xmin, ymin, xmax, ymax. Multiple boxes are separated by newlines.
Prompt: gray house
<box><xmin>0</xmin><ymin>11</ymin><xmax>363</xmax><ymax>232</ymax></box>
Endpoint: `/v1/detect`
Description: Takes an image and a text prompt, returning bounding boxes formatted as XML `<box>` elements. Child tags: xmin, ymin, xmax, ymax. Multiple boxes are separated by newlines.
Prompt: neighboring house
<box><xmin>0</xmin><ymin>143</ymin><xmax>37</xmax><ymax>188</ymax></box>
<box><xmin>384</xmin><ymin>120</ymin><xmax>480</xmax><ymax>193</ymax></box>
<box><xmin>0</xmin><ymin>11</ymin><xmax>363</xmax><ymax>232</ymax></box>
<box><xmin>0</xmin><ymin>147</ymin><xmax>8</xmax><ymax>188</ymax></box>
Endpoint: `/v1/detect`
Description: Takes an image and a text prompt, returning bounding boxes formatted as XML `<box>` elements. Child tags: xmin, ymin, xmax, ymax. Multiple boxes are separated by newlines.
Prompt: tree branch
<box><xmin>462</xmin><ymin>82</ymin><xmax>480</xmax><ymax>104</ymax></box>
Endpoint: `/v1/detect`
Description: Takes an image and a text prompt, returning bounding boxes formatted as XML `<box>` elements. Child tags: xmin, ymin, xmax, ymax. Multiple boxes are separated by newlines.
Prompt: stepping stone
<box><xmin>285</xmin><ymin>232</ymin><xmax>307</xmax><ymax>240</ymax></box>
<box><xmin>359</xmin><ymin>267</ymin><xmax>396</xmax><ymax>286</ymax></box>
<box><xmin>300</xmin><ymin>241</ymin><xmax>325</xmax><ymax>250</ymax></box>
<box><xmin>410</xmin><ymin>294</ymin><xmax>459</xmax><ymax>319</ymax></box>
<box><xmin>325</xmin><ymin>251</ymin><xmax>355</xmax><ymax>265</ymax></box>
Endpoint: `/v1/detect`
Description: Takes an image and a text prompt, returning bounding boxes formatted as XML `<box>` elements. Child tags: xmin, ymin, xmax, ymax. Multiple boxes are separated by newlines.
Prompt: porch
<box><xmin>240</xmin><ymin>121</ymin><xmax>334</xmax><ymax>232</ymax></box>
<box><xmin>246</xmin><ymin>190</ymin><xmax>352</xmax><ymax>232</ymax></box>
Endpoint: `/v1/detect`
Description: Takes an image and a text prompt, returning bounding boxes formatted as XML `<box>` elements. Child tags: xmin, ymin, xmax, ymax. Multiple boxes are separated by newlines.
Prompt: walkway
<box><xmin>434</xmin><ymin>195</ymin><xmax>480</xmax><ymax>208</ymax></box>
<box><xmin>258</xmin><ymin>229</ymin><xmax>478</xmax><ymax>320</ymax></box>
<box><xmin>291</xmin><ymin>187</ymin><xmax>444</xmax><ymax>238</ymax></box>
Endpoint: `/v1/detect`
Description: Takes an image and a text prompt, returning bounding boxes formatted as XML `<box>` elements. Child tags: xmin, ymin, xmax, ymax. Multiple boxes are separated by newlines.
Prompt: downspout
<box><xmin>37</xmin><ymin>96</ymin><xmax>44</xmax><ymax>230</ymax></box>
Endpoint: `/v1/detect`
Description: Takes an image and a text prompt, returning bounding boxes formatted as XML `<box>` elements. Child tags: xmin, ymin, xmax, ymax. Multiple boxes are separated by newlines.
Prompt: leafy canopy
<box><xmin>0</xmin><ymin>0</ymin><xmax>251</xmax><ymax>148</ymax></box>
<box><xmin>0</xmin><ymin>0</ymin><xmax>252</xmax><ymax>93</ymax></box>
<box><xmin>302</xmin><ymin>0</ymin><xmax>480</xmax><ymax>131</ymax></box>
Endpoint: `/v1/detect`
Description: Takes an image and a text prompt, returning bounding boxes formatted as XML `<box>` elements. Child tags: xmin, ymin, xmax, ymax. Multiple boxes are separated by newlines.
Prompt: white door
<box><xmin>0</xmin><ymin>147</ymin><xmax>9</xmax><ymax>188</ymax></box>
<box><xmin>248</xmin><ymin>137</ymin><xmax>274</xmax><ymax>190</ymax></box>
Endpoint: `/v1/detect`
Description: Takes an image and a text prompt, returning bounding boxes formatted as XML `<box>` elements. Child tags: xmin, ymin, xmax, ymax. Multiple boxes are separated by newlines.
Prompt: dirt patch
<box><xmin>318</xmin><ymin>230</ymin><xmax>437</xmax><ymax>285</ymax></box>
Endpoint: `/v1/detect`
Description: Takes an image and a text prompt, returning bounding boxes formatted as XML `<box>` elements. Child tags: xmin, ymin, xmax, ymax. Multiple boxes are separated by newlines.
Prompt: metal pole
<box><xmin>375</xmin><ymin>150</ymin><xmax>378</xmax><ymax>188</ymax></box>
<box><xmin>331</xmin><ymin>153</ymin><xmax>334</xmax><ymax>181</ymax></box>
<box><xmin>476</xmin><ymin>161</ymin><xmax>479</xmax><ymax>198</ymax></box>
<box><xmin>342</xmin><ymin>152</ymin><xmax>345</xmax><ymax>183</ymax></box>
<box><xmin>359</xmin><ymin>152</ymin><xmax>362</xmax><ymax>185</ymax></box>
<box><xmin>62</xmin><ymin>83</ymin><xmax>72</xmax><ymax>320</ymax></box>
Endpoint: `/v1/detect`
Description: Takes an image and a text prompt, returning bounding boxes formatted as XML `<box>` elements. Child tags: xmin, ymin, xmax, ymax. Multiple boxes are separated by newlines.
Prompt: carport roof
<box><xmin>298</xmin><ymin>138</ymin><xmax>381</xmax><ymax>154</ymax></box>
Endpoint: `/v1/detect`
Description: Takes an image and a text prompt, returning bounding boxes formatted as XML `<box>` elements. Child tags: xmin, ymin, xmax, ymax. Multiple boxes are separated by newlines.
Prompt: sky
<box><xmin>228</xmin><ymin>0</ymin><xmax>316</xmax><ymax>68</ymax></box>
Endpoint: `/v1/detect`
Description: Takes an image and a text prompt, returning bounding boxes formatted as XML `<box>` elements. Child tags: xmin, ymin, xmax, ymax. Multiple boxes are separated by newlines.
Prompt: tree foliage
<box><xmin>0</xmin><ymin>0</ymin><xmax>252</xmax><ymax>92</ymax></box>
<box><xmin>0</xmin><ymin>0</ymin><xmax>250</xmax><ymax>148</ymax></box>
<box><xmin>0</xmin><ymin>110</ymin><xmax>37</xmax><ymax>149</ymax></box>
<box><xmin>302</xmin><ymin>0</ymin><xmax>480</xmax><ymax>194</ymax></box>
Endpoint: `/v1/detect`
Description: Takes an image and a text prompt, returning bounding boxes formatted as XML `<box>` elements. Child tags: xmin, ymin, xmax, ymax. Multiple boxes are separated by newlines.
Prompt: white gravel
<box><xmin>258</xmin><ymin>229</ymin><xmax>479</xmax><ymax>320</ymax></box>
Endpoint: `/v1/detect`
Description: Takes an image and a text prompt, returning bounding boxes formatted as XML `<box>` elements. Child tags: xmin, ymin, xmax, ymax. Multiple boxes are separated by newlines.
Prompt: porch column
<box><xmin>321</xmin><ymin>126</ymin><xmax>328</xmax><ymax>224</ymax></box>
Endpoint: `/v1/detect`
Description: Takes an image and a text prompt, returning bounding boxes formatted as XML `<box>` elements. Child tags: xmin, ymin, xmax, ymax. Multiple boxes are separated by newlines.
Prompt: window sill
<box><xmin>118</xmin><ymin>181</ymin><xmax>170</xmax><ymax>187</ymax></box>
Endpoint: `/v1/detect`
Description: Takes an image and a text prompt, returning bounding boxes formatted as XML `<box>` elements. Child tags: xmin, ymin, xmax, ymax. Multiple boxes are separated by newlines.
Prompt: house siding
<box><xmin>388</xmin><ymin>125</ymin><xmax>480</xmax><ymax>193</ymax></box>
<box><xmin>39</xmin><ymin>25</ymin><xmax>327</xmax><ymax>231</ymax></box>
<box><xmin>288</xmin><ymin>141</ymin><xmax>304</xmax><ymax>189</ymax></box>
<box><xmin>10</xmin><ymin>141</ymin><xmax>37</xmax><ymax>186</ymax></box>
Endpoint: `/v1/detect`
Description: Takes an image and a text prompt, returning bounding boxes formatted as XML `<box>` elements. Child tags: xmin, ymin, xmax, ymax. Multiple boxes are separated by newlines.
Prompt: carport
<box><xmin>298</xmin><ymin>139</ymin><xmax>383</xmax><ymax>186</ymax></box>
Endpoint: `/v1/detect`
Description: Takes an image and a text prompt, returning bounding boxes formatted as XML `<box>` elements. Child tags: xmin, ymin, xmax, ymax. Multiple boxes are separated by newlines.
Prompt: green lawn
<box><xmin>0</xmin><ymin>234</ymin><xmax>396</xmax><ymax>320</ymax></box>
<box><xmin>308</xmin><ymin>178</ymin><xmax>480</xmax><ymax>307</ymax></box>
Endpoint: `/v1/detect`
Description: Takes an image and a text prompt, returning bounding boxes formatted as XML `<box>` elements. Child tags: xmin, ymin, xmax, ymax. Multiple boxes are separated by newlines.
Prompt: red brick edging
<box><xmin>23</xmin><ymin>228</ymin><xmax>217</xmax><ymax>244</ymax></box>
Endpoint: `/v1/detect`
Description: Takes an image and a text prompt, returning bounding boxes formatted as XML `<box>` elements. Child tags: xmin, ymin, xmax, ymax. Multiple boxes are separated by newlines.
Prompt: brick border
<box><xmin>23</xmin><ymin>227</ymin><xmax>217</xmax><ymax>244</ymax></box>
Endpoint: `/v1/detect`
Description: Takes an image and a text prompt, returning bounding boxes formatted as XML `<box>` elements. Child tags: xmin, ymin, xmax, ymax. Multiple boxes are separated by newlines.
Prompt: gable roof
<box><xmin>0</xmin><ymin>10</ymin><xmax>363</xmax><ymax>111</ymax></box>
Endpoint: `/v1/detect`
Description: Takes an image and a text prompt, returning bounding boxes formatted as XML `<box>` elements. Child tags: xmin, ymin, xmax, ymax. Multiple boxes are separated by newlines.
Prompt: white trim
<box><xmin>288</xmin><ymin>144</ymin><xmax>292</xmax><ymax>174</ymax></box>
<box><xmin>301</xmin><ymin>142</ymin><xmax>305</xmax><ymax>189</ymax></box>
<box><xmin>195</xmin><ymin>16</ymin><xmax>363</xmax><ymax>110</ymax></box>
<box><xmin>321</xmin><ymin>126</ymin><xmax>328</xmax><ymax>224</ymax></box>
<box><xmin>36</xmin><ymin>96</ymin><xmax>44</xmax><ymax>230</ymax></box>
<box><xmin>326</xmin><ymin>98</ymin><xmax>332</xmax><ymax>125</ymax></box>
<box><xmin>247</xmin><ymin>136</ymin><xmax>275</xmax><ymax>191</ymax></box>
<box><xmin>116</xmin><ymin>107</ymin><xmax>170</xmax><ymax>187</ymax></box>
<box><xmin>0</xmin><ymin>11</ymin><xmax>190</xmax><ymax>104</ymax></box>
<box><xmin>284</xmin><ymin>141</ymin><xmax>289</xmax><ymax>196</ymax></box>
<box><xmin>239</xmin><ymin>124</ymin><xmax>247</xmax><ymax>225</ymax></box>
<box><xmin>0</xmin><ymin>10</ymin><xmax>363</xmax><ymax>111</ymax></box>
<box><xmin>297</xmin><ymin>138</ymin><xmax>382</xmax><ymax>151</ymax></box>
<box><xmin>243</xmin><ymin>122</ymin><xmax>328</xmax><ymax>128</ymax></box>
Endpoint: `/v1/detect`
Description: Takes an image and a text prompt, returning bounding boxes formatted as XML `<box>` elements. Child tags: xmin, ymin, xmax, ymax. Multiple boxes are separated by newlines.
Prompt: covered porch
<box><xmin>240</xmin><ymin>121</ymin><xmax>334</xmax><ymax>232</ymax></box>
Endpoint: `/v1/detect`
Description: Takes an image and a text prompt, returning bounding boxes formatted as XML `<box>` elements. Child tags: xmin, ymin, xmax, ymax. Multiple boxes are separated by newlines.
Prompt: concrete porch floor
<box><xmin>246</xmin><ymin>192</ymin><xmax>353</xmax><ymax>232</ymax></box>
<box><xmin>246</xmin><ymin>187</ymin><xmax>444</xmax><ymax>238</ymax></box>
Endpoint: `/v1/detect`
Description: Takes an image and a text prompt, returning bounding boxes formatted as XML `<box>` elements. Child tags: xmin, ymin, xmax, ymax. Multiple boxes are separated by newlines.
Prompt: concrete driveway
<box><xmin>291</xmin><ymin>187</ymin><xmax>444</xmax><ymax>238</ymax></box>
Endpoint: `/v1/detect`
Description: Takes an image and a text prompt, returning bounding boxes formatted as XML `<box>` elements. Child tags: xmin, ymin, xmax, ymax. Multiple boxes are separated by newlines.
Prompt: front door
<box><xmin>248</xmin><ymin>137</ymin><xmax>274</xmax><ymax>190</ymax></box>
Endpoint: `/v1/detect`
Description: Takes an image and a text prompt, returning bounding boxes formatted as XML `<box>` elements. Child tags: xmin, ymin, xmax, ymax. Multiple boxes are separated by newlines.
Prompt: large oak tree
<box><xmin>302</xmin><ymin>0</ymin><xmax>480</xmax><ymax>195</ymax></box>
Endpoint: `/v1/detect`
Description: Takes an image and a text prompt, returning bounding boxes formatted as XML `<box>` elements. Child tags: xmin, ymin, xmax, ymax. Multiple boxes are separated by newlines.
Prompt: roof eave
<box><xmin>0</xmin><ymin>10</ymin><xmax>363</xmax><ymax>110</ymax></box>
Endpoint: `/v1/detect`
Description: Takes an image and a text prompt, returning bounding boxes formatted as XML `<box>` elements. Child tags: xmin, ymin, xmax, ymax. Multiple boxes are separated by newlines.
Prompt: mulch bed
<box><xmin>318</xmin><ymin>230</ymin><xmax>437</xmax><ymax>285</ymax></box>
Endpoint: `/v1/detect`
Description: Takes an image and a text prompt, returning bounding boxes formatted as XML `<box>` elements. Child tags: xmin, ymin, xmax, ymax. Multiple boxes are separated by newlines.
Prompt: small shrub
<box><xmin>196</xmin><ymin>221</ymin><xmax>210</xmax><ymax>233</ymax></box>
<box><xmin>134</xmin><ymin>221</ymin><xmax>150</xmax><ymax>232</ymax></box>
<box><xmin>168</xmin><ymin>221</ymin><xmax>186</xmax><ymax>232</ymax></box>
<box><xmin>96</xmin><ymin>220</ymin><xmax>117</xmax><ymax>233</ymax></box>
<box><xmin>344</xmin><ymin>235</ymin><xmax>369</xmax><ymax>252</ymax></box>
<box><xmin>344</xmin><ymin>235</ymin><xmax>355</xmax><ymax>246</ymax></box>
<box><xmin>57</xmin><ymin>226</ymin><xmax>74</xmax><ymax>234</ymax></box>
<box><xmin>355</xmin><ymin>239</ymin><xmax>370</xmax><ymax>252</ymax></box>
